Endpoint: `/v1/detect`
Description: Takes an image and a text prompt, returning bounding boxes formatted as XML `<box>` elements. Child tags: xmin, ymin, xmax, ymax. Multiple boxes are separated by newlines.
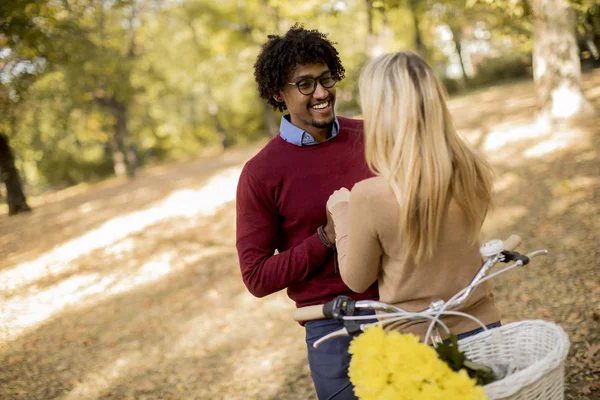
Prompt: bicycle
<box><xmin>292</xmin><ymin>235</ymin><xmax>570</xmax><ymax>400</ymax></box>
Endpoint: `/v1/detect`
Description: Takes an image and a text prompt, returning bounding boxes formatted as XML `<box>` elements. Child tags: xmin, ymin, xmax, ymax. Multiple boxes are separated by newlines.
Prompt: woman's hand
<box><xmin>327</xmin><ymin>188</ymin><xmax>351</xmax><ymax>213</ymax></box>
<box><xmin>322</xmin><ymin>188</ymin><xmax>350</xmax><ymax>244</ymax></box>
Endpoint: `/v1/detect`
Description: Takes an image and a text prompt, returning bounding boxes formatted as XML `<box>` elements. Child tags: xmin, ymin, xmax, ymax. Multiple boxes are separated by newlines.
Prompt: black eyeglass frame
<box><xmin>286</xmin><ymin>71</ymin><xmax>338</xmax><ymax>95</ymax></box>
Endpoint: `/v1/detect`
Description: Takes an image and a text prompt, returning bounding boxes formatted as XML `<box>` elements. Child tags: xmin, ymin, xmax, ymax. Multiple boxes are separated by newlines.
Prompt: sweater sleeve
<box><xmin>235</xmin><ymin>168</ymin><xmax>331</xmax><ymax>298</ymax></box>
<box><xmin>330</xmin><ymin>184</ymin><xmax>382</xmax><ymax>293</ymax></box>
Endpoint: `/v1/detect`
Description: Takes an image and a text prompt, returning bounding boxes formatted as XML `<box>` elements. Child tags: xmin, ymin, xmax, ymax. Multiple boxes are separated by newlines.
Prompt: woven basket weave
<box><xmin>458</xmin><ymin>320</ymin><xmax>570</xmax><ymax>400</ymax></box>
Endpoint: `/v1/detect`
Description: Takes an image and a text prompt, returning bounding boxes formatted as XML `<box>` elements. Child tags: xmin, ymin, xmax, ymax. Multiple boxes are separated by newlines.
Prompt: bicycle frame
<box><xmin>292</xmin><ymin>235</ymin><xmax>549</xmax><ymax>348</ymax></box>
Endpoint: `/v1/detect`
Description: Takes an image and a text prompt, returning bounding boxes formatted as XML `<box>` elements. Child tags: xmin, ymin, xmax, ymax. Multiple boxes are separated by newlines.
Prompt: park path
<box><xmin>0</xmin><ymin>70</ymin><xmax>599</xmax><ymax>400</ymax></box>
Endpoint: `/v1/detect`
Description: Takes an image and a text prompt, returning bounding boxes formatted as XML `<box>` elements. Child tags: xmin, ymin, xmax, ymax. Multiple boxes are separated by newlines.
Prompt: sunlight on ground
<box><xmin>0</xmin><ymin>166</ymin><xmax>243</xmax><ymax>343</ymax></box>
<box><xmin>550</xmin><ymin>84</ymin><xmax>588</xmax><ymax>119</ymax></box>
<box><xmin>482</xmin><ymin>205</ymin><xmax>529</xmax><ymax>236</ymax></box>
<box><xmin>180</xmin><ymin>293</ymin><xmax>298</xmax><ymax>399</ymax></box>
<box><xmin>586</xmin><ymin>85</ymin><xmax>600</xmax><ymax>99</ymax></box>
<box><xmin>61</xmin><ymin>291</ymin><xmax>296</xmax><ymax>400</ymax></box>
<box><xmin>485</xmin><ymin>172</ymin><xmax>598</xmax><ymax>235</ymax></box>
<box><xmin>0</xmin><ymin>243</ymin><xmax>234</xmax><ymax>344</ymax></box>
<box><xmin>0</xmin><ymin>166</ymin><xmax>241</xmax><ymax>293</ymax></box>
<box><xmin>493</xmin><ymin>172</ymin><xmax>521</xmax><ymax>193</ymax></box>
<box><xmin>479</xmin><ymin>119</ymin><xmax>592</xmax><ymax>162</ymax></box>
<box><xmin>61</xmin><ymin>354</ymin><xmax>141</xmax><ymax>400</ymax></box>
<box><xmin>523</xmin><ymin>125</ymin><xmax>593</xmax><ymax>158</ymax></box>
<box><xmin>482</xmin><ymin>120</ymin><xmax>550</xmax><ymax>152</ymax></box>
<box><xmin>549</xmin><ymin>176</ymin><xmax>600</xmax><ymax>217</ymax></box>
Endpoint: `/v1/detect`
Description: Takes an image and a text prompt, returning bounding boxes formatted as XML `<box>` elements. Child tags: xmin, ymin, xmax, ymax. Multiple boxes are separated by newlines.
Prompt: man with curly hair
<box><xmin>235</xmin><ymin>24</ymin><xmax>378</xmax><ymax>400</ymax></box>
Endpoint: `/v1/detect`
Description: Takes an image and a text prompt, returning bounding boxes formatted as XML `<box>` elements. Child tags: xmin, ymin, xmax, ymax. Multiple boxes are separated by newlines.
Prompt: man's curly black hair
<box><xmin>254</xmin><ymin>23</ymin><xmax>346</xmax><ymax>112</ymax></box>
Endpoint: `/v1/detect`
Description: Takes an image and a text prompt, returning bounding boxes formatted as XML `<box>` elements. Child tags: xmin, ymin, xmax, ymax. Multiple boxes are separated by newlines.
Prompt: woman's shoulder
<box><xmin>351</xmin><ymin>176</ymin><xmax>393</xmax><ymax>200</ymax></box>
<box><xmin>351</xmin><ymin>177</ymin><xmax>399</xmax><ymax>233</ymax></box>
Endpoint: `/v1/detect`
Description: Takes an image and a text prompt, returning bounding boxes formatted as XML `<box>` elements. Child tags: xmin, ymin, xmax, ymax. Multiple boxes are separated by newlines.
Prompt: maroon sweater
<box><xmin>236</xmin><ymin>116</ymin><xmax>379</xmax><ymax>308</ymax></box>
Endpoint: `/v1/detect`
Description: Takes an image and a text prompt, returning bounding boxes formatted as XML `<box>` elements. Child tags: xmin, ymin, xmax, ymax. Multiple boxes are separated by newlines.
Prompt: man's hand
<box><xmin>323</xmin><ymin>207</ymin><xmax>336</xmax><ymax>244</ymax></box>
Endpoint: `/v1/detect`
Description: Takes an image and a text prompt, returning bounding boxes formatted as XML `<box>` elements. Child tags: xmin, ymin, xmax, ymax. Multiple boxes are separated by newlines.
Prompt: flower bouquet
<box><xmin>348</xmin><ymin>326</ymin><xmax>491</xmax><ymax>400</ymax></box>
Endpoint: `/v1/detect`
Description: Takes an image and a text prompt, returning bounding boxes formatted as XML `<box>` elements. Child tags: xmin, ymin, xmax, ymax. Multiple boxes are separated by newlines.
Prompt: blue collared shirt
<box><xmin>279</xmin><ymin>114</ymin><xmax>340</xmax><ymax>146</ymax></box>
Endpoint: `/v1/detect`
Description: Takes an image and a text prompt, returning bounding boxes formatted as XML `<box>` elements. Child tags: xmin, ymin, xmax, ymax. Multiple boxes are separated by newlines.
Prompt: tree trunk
<box><xmin>529</xmin><ymin>0</ymin><xmax>595</xmax><ymax>120</ymax></box>
<box><xmin>408</xmin><ymin>0</ymin><xmax>426</xmax><ymax>58</ymax></box>
<box><xmin>0</xmin><ymin>134</ymin><xmax>31</xmax><ymax>216</ymax></box>
<box><xmin>213</xmin><ymin>112</ymin><xmax>233</xmax><ymax>149</ymax></box>
<box><xmin>450</xmin><ymin>26</ymin><xmax>470</xmax><ymax>86</ymax></box>
<box><xmin>109</xmin><ymin>98</ymin><xmax>137</xmax><ymax>177</ymax></box>
<box><xmin>365</xmin><ymin>0</ymin><xmax>384</xmax><ymax>59</ymax></box>
<box><xmin>189</xmin><ymin>93</ymin><xmax>200</xmax><ymax>138</ymax></box>
<box><xmin>380</xmin><ymin>8</ymin><xmax>392</xmax><ymax>54</ymax></box>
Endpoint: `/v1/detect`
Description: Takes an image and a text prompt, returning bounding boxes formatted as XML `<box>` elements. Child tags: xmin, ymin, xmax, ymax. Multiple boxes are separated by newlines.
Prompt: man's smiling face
<box><xmin>278</xmin><ymin>63</ymin><xmax>336</xmax><ymax>141</ymax></box>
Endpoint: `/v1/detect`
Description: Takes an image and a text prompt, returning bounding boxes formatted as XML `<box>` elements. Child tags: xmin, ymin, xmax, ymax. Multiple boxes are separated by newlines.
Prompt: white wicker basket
<box><xmin>457</xmin><ymin>320</ymin><xmax>570</xmax><ymax>400</ymax></box>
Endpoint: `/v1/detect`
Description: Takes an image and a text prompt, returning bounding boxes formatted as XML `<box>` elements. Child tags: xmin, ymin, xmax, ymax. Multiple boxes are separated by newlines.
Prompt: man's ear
<box><xmin>273</xmin><ymin>91</ymin><xmax>284</xmax><ymax>103</ymax></box>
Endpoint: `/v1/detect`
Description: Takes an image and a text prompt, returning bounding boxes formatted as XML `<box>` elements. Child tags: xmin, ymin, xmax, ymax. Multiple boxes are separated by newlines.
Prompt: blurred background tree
<box><xmin>0</xmin><ymin>0</ymin><xmax>597</xmax><ymax>215</ymax></box>
<box><xmin>472</xmin><ymin>0</ymin><xmax>597</xmax><ymax>119</ymax></box>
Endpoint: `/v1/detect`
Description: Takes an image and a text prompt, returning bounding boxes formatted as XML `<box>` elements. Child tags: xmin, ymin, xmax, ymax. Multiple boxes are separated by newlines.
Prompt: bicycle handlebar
<box><xmin>293</xmin><ymin>305</ymin><xmax>326</xmax><ymax>321</ymax></box>
<box><xmin>503</xmin><ymin>234</ymin><xmax>521</xmax><ymax>252</ymax></box>
<box><xmin>292</xmin><ymin>234</ymin><xmax>524</xmax><ymax>322</ymax></box>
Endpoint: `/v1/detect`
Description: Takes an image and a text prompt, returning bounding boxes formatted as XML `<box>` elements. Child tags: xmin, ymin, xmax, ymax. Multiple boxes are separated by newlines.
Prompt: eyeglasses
<box><xmin>286</xmin><ymin>71</ymin><xmax>337</xmax><ymax>95</ymax></box>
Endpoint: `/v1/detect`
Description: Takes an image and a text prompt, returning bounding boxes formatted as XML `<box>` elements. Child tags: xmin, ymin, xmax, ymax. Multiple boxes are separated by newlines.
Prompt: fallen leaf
<box><xmin>136</xmin><ymin>379</ymin><xmax>155</xmax><ymax>392</ymax></box>
<box><xmin>581</xmin><ymin>382</ymin><xmax>600</xmax><ymax>395</ymax></box>
<box><xmin>7</xmin><ymin>355</ymin><xmax>23</xmax><ymax>365</ymax></box>
<box><xmin>519</xmin><ymin>294</ymin><xmax>531</xmax><ymax>302</ymax></box>
<box><xmin>585</xmin><ymin>342</ymin><xmax>600</xmax><ymax>363</ymax></box>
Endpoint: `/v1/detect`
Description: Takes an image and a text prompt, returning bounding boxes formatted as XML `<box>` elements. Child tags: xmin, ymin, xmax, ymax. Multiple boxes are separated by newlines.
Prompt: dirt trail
<box><xmin>0</xmin><ymin>71</ymin><xmax>599</xmax><ymax>400</ymax></box>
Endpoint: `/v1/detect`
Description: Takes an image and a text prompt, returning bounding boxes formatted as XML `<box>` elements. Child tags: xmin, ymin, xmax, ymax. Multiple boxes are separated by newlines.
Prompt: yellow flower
<box><xmin>348</xmin><ymin>326</ymin><xmax>489</xmax><ymax>400</ymax></box>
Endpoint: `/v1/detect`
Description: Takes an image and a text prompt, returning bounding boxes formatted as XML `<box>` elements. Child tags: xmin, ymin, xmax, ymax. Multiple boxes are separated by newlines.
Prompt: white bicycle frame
<box><xmin>292</xmin><ymin>235</ymin><xmax>549</xmax><ymax>348</ymax></box>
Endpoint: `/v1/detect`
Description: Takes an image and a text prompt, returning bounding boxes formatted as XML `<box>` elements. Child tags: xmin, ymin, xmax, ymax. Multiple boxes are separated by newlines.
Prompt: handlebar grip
<box><xmin>292</xmin><ymin>305</ymin><xmax>325</xmax><ymax>321</ymax></box>
<box><xmin>504</xmin><ymin>234</ymin><xmax>522</xmax><ymax>251</ymax></box>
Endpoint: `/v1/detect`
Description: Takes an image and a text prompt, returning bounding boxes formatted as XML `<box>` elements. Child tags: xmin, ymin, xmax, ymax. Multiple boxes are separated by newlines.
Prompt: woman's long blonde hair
<box><xmin>359</xmin><ymin>52</ymin><xmax>493</xmax><ymax>263</ymax></box>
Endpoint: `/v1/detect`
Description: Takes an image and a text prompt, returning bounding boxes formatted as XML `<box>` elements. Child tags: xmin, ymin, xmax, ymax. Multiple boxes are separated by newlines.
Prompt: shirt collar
<box><xmin>279</xmin><ymin>114</ymin><xmax>340</xmax><ymax>146</ymax></box>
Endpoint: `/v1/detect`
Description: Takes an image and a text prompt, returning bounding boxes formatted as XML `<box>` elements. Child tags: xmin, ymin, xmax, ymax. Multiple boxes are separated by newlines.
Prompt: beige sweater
<box><xmin>331</xmin><ymin>176</ymin><xmax>500</xmax><ymax>340</ymax></box>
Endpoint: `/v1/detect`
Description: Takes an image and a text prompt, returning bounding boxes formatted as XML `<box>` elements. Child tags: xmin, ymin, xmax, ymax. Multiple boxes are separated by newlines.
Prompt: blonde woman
<box><xmin>327</xmin><ymin>51</ymin><xmax>500</xmax><ymax>341</ymax></box>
